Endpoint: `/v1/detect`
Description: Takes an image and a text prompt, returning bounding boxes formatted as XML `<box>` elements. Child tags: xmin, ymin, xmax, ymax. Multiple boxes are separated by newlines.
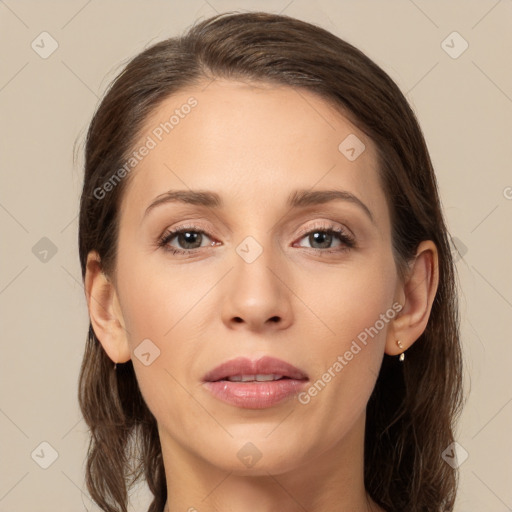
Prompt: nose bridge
<box><xmin>221</xmin><ymin>227</ymin><xmax>293</xmax><ymax>329</ymax></box>
<box><xmin>228</xmin><ymin>202</ymin><xmax>280</xmax><ymax>273</ymax></box>
<box><xmin>232</xmin><ymin>229</ymin><xmax>282</xmax><ymax>293</ymax></box>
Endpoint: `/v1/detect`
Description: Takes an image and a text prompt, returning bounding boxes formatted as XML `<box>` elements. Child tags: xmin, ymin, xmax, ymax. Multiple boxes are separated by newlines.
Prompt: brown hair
<box><xmin>78</xmin><ymin>11</ymin><xmax>464</xmax><ymax>512</ymax></box>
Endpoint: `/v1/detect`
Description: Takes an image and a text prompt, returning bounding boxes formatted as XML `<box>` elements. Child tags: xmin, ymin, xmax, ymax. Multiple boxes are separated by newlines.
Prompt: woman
<box><xmin>78</xmin><ymin>11</ymin><xmax>464</xmax><ymax>512</ymax></box>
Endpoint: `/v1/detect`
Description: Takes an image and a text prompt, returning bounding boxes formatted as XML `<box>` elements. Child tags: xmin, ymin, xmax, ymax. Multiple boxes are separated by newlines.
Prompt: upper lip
<box><xmin>202</xmin><ymin>356</ymin><xmax>309</xmax><ymax>382</ymax></box>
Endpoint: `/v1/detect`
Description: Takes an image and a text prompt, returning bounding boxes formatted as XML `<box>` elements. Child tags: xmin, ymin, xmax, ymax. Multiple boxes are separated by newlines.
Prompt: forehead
<box><xmin>119</xmin><ymin>79</ymin><xmax>387</xmax><ymax>225</ymax></box>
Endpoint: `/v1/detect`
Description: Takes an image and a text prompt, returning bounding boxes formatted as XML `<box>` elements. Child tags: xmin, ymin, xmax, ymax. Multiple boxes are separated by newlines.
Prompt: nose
<box><xmin>221</xmin><ymin>239</ymin><xmax>294</xmax><ymax>333</ymax></box>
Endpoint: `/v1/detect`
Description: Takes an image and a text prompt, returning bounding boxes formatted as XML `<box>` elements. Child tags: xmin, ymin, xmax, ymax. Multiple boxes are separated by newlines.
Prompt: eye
<box><xmin>294</xmin><ymin>223</ymin><xmax>356</xmax><ymax>253</ymax></box>
<box><xmin>156</xmin><ymin>222</ymin><xmax>356</xmax><ymax>257</ymax></box>
<box><xmin>157</xmin><ymin>224</ymin><xmax>217</xmax><ymax>255</ymax></box>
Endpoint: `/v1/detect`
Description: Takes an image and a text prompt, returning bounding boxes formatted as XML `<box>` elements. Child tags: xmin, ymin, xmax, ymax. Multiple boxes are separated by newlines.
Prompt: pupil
<box><xmin>310</xmin><ymin>232</ymin><xmax>331</xmax><ymax>249</ymax></box>
<box><xmin>179</xmin><ymin>231</ymin><xmax>202</xmax><ymax>249</ymax></box>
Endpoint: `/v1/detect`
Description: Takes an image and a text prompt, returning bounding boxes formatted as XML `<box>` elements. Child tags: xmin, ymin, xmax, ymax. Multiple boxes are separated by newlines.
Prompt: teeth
<box><xmin>226</xmin><ymin>374</ymin><xmax>284</xmax><ymax>382</ymax></box>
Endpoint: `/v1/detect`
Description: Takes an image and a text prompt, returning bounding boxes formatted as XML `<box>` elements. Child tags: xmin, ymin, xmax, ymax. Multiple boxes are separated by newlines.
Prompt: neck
<box><xmin>159</xmin><ymin>412</ymin><xmax>384</xmax><ymax>512</ymax></box>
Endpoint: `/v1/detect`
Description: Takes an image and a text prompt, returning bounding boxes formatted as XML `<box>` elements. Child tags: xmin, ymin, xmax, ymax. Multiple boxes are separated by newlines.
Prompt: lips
<box><xmin>202</xmin><ymin>355</ymin><xmax>309</xmax><ymax>409</ymax></box>
<box><xmin>202</xmin><ymin>355</ymin><xmax>308</xmax><ymax>382</ymax></box>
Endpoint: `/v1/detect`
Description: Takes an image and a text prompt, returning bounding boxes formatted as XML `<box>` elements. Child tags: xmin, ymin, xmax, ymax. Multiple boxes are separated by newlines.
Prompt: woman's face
<box><xmin>112</xmin><ymin>79</ymin><xmax>401</xmax><ymax>475</ymax></box>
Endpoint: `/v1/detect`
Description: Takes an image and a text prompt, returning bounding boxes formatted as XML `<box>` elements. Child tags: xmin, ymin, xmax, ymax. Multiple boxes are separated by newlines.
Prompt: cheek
<box><xmin>114</xmin><ymin>263</ymin><xmax>201</xmax><ymax>425</ymax></box>
<box><xmin>295</xmin><ymin>252</ymin><xmax>396</xmax><ymax>420</ymax></box>
<box><xmin>116</xmin><ymin>247</ymin><xmax>208</xmax><ymax>339</ymax></box>
<box><xmin>298</xmin><ymin>250</ymin><xmax>396</xmax><ymax>345</ymax></box>
<box><xmin>114</xmin><ymin>247</ymin><xmax>220</xmax><ymax>399</ymax></box>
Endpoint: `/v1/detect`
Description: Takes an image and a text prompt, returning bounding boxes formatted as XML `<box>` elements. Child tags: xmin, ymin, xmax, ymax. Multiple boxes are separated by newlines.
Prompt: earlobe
<box><xmin>385</xmin><ymin>240</ymin><xmax>439</xmax><ymax>357</ymax></box>
<box><xmin>84</xmin><ymin>251</ymin><xmax>131</xmax><ymax>364</ymax></box>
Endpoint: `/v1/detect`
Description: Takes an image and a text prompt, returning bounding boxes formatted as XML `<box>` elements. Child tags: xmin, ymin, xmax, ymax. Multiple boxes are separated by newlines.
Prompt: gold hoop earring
<box><xmin>397</xmin><ymin>340</ymin><xmax>405</xmax><ymax>362</ymax></box>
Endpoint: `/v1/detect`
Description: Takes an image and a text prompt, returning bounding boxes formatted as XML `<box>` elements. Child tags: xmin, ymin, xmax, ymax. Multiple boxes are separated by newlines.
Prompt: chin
<box><xmin>198</xmin><ymin>434</ymin><xmax>310</xmax><ymax>476</ymax></box>
<box><xmin>211</xmin><ymin>454</ymin><xmax>303</xmax><ymax>477</ymax></box>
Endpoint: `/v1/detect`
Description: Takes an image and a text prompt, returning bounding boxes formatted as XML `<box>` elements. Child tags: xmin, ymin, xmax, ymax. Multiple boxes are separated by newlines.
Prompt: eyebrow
<box><xmin>143</xmin><ymin>189</ymin><xmax>374</xmax><ymax>224</ymax></box>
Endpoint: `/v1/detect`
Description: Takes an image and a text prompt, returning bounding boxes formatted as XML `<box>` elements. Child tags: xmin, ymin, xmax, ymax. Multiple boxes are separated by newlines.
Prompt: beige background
<box><xmin>1</xmin><ymin>1</ymin><xmax>511</xmax><ymax>511</ymax></box>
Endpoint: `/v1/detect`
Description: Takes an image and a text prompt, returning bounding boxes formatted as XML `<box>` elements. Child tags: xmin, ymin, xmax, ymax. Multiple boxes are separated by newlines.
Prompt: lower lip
<box><xmin>203</xmin><ymin>379</ymin><xmax>308</xmax><ymax>409</ymax></box>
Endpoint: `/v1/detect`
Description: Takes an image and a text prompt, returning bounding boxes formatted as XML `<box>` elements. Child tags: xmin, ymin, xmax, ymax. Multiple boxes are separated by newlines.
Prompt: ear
<box><xmin>84</xmin><ymin>251</ymin><xmax>131</xmax><ymax>364</ymax></box>
<box><xmin>385</xmin><ymin>240</ymin><xmax>439</xmax><ymax>356</ymax></box>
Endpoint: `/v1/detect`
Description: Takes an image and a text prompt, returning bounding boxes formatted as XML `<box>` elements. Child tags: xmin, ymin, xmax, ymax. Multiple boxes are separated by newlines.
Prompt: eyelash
<box><xmin>157</xmin><ymin>222</ymin><xmax>356</xmax><ymax>257</ymax></box>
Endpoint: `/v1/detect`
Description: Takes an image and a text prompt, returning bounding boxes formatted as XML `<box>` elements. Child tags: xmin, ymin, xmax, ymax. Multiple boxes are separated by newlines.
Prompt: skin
<box><xmin>85</xmin><ymin>79</ymin><xmax>439</xmax><ymax>512</ymax></box>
